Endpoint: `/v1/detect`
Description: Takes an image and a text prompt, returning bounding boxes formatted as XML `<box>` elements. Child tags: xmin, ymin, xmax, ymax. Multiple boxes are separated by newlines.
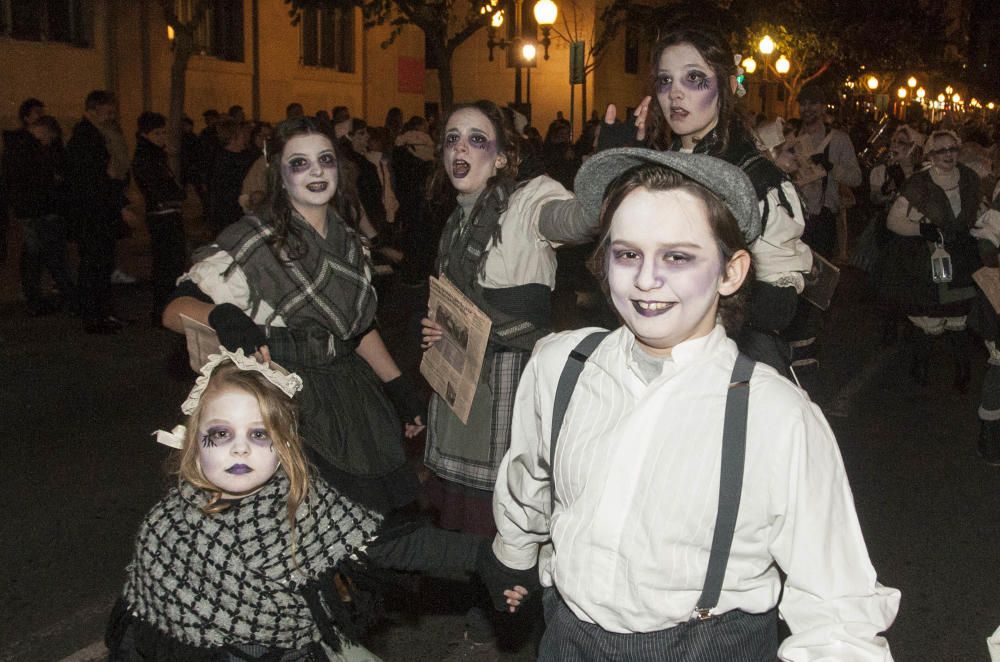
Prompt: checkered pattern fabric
<box><xmin>122</xmin><ymin>473</ymin><xmax>381</xmax><ymax>650</ymax></box>
<box><xmin>206</xmin><ymin>212</ymin><xmax>377</xmax><ymax>339</ymax></box>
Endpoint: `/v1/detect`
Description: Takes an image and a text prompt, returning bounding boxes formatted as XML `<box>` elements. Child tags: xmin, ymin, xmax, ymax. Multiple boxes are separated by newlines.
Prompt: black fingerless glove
<box><xmin>597</xmin><ymin>115</ymin><xmax>640</xmax><ymax>152</ymax></box>
<box><xmin>383</xmin><ymin>373</ymin><xmax>425</xmax><ymax>425</ymax></box>
<box><xmin>208</xmin><ymin>303</ymin><xmax>267</xmax><ymax>354</ymax></box>
<box><xmin>919</xmin><ymin>222</ymin><xmax>942</xmax><ymax>243</ymax></box>
<box><xmin>475</xmin><ymin>539</ymin><xmax>541</xmax><ymax>612</ymax></box>
<box><xmin>810</xmin><ymin>152</ymin><xmax>834</xmax><ymax>172</ymax></box>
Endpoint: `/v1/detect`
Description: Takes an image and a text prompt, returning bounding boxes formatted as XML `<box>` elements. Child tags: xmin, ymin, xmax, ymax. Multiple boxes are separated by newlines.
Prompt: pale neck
<box><xmin>680</xmin><ymin>116</ymin><xmax>720</xmax><ymax>150</ymax></box>
<box><xmin>295</xmin><ymin>204</ymin><xmax>328</xmax><ymax>237</ymax></box>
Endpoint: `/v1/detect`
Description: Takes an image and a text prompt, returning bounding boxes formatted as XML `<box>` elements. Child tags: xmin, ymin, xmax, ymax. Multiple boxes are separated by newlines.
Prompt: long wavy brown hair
<box><xmin>263</xmin><ymin>116</ymin><xmax>363</xmax><ymax>260</ymax></box>
<box><xmin>646</xmin><ymin>27</ymin><xmax>742</xmax><ymax>155</ymax></box>
<box><xmin>588</xmin><ymin>164</ymin><xmax>752</xmax><ymax>336</ymax></box>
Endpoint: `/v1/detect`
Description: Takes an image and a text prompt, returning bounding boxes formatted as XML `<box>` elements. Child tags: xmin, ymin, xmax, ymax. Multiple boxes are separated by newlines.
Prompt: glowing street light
<box><xmin>989</xmin><ymin>102</ymin><xmax>996</xmax><ymax>110</ymax></box>
<box><xmin>945</xmin><ymin>85</ymin><xmax>954</xmax><ymax>95</ymax></box>
<box><xmin>759</xmin><ymin>35</ymin><xmax>775</xmax><ymax>55</ymax></box>
<box><xmin>521</xmin><ymin>42</ymin><xmax>536</xmax><ymax>61</ymax></box>
<box><xmin>952</xmin><ymin>93</ymin><xmax>961</xmax><ymax>103</ymax></box>
<box><xmin>937</xmin><ymin>93</ymin><xmax>946</xmax><ymax>103</ymax></box>
<box><xmin>897</xmin><ymin>87</ymin><xmax>907</xmax><ymax>99</ymax></box>
<box><xmin>916</xmin><ymin>87</ymin><xmax>926</xmax><ymax>99</ymax></box>
<box><xmin>533</xmin><ymin>0</ymin><xmax>557</xmax><ymax>59</ymax></box>
<box><xmin>491</xmin><ymin>10</ymin><xmax>504</xmax><ymax>28</ymax></box>
<box><xmin>775</xmin><ymin>54</ymin><xmax>790</xmax><ymax>75</ymax></box>
<box><xmin>866</xmin><ymin>75</ymin><xmax>879</xmax><ymax>91</ymax></box>
<box><xmin>741</xmin><ymin>56</ymin><xmax>757</xmax><ymax>74</ymax></box>
<box><xmin>907</xmin><ymin>76</ymin><xmax>917</xmax><ymax>88</ymax></box>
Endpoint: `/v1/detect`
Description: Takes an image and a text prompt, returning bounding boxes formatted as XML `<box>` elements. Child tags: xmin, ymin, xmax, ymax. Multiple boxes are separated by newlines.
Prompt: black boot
<box><xmin>948</xmin><ymin>330</ymin><xmax>972</xmax><ymax>394</ymax></box>
<box><xmin>978</xmin><ymin>420</ymin><xmax>1000</xmax><ymax>466</ymax></box>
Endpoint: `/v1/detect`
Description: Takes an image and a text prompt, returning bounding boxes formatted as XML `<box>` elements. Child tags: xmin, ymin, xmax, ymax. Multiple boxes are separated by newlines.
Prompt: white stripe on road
<box><xmin>58</xmin><ymin>640</ymin><xmax>106</xmax><ymax>662</ymax></box>
<box><xmin>824</xmin><ymin>346</ymin><xmax>900</xmax><ymax>418</ymax></box>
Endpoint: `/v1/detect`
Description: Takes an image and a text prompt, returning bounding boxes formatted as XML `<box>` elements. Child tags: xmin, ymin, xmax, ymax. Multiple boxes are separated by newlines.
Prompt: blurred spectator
<box><xmin>285</xmin><ymin>102</ymin><xmax>304</xmax><ymax>119</ymax></box>
<box><xmin>66</xmin><ymin>90</ymin><xmax>125</xmax><ymax>333</ymax></box>
<box><xmin>99</xmin><ymin>115</ymin><xmax>138</xmax><ymax>285</ymax></box>
<box><xmin>228</xmin><ymin>105</ymin><xmax>246</xmax><ymax>123</ymax></box>
<box><xmin>366</xmin><ymin>127</ymin><xmax>399</xmax><ymax>232</ymax></box>
<box><xmin>3</xmin><ymin>114</ymin><xmax>75</xmax><ymax>315</ymax></box>
<box><xmin>238</xmin><ymin>123</ymin><xmax>273</xmax><ymax>214</ymax></box>
<box><xmin>205</xmin><ymin>118</ymin><xmax>255</xmax><ymax>236</ymax></box>
<box><xmin>384</xmin><ymin>106</ymin><xmax>403</xmax><ymax>145</ymax></box>
<box><xmin>340</xmin><ymin>118</ymin><xmax>386</xmax><ymax>231</ymax></box>
<box><xmin>542</xmin><ymin>119</ymin><xmax>579</xmax><ymax>190</ymax></box>
<box><xmin>179</xmin><ymin>115</ymin><xmax>204</xmax><ymax>200</ymax></box>
<box><xmin>395</xmin><ymin>116</ymin><xmax>435</xmax><ymax>161</ymax></box>
<box><xmin>132</xmin><ymin>111</ymin><xmax>187</xmax><ymax>324</ymax></box>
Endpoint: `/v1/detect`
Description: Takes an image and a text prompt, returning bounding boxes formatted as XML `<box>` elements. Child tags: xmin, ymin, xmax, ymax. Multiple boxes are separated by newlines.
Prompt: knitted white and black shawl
<box><xmin>120</xmin><ymin>473</ymin><xmax>382</xmax><ymax>654</ymax></box>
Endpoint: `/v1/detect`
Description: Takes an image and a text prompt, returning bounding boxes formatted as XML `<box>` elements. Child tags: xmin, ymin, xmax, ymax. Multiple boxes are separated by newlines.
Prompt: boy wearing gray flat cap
<box><xmin>479</xmin><ymin>149</ymin><xmax>899</xmax><ymax>661</ymax></box>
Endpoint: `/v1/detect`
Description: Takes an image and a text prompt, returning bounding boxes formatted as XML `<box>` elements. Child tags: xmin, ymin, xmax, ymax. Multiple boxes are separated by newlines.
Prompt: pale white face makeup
<box><xmin>655</xmin><ymin>44</ymin><xmax>722</xmax><ymax>149</ymax></box>
<box><xmin>443</xmin><ymin>108</ymin><xmax>505</xmax><ymax>195</ymax></box>
<box><xmin>280</xmin><ymin>133</ymin><xmax>338</xmax><ymax>214</ymax></box>
<box><xmin>928</xmin><ymin>135</ymin><xmax>959</xmax><ymax>172</ymax></box>
<box><xmin>607</xmin><ymin>188</ymin><xmax>745</xmax><ymax>357</ymax></box>
<box><xmin>197</xmin><ymin>388</ymin><xmax>280</xmax><ymax>499</ymax></box>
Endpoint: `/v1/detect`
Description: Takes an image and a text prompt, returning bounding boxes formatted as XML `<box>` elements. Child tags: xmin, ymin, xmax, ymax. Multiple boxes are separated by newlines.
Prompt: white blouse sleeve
<box><xmin>750</xmin><ymin>182</ymin><xmax>813</xmax><ymax>292</ymax></box>
<box><xmin>767</xmin><ymin>398</ymin><xmax>900</xmax><ymax>661</ymax></box>
<box><xmin>182</xmin><ymin>250</ymin><xmax>252</xmax><ymax>311</ymax></box>
<box><xmin>492</xmin><ymin>333</ymin><xmax>563</xmax><ymax>571</ymax></box>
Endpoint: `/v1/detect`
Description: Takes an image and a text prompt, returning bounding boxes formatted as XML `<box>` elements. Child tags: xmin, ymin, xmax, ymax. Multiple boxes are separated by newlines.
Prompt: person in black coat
<box><xmin>132</xmin><ymin>112</ymin><xmax>188</xmax><ymax>324</ymax></box>
<box><xmin>340</xmin><ymin>119</ymin><xmax>386</xmax><ymax>233</ymax></box>
<box><xmin>66</xmin><ymin>90</ymin><xmax>124</xmax><ymax>333</ymax></box>
<box><xmin>205</xmin><ymin>118</ymin><xmax>255</xmax><ymax>237</ymax></box>
<box><xmin>2</xmin><ymin>115</ymin><xmax>75</xmax><ymax>315</ymax></box>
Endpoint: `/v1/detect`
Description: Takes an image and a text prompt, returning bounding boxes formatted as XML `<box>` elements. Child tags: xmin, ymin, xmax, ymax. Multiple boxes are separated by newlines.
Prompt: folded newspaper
<box><xmin>420</xmin><ymin>276</ymin><xmax>492</xmax><ymax>424</ymax></box>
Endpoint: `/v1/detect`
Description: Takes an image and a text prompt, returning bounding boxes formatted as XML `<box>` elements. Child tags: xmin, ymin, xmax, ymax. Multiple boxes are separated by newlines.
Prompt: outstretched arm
<box><xmin>356</xmin><ymin>328</ymin><xmax>425</xmax><ymax>437</ymax></box>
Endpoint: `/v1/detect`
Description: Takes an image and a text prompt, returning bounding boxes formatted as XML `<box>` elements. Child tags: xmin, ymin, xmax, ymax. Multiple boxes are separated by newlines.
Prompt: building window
<box><xmin>175</xmin><ymin>0</ymin><xmax>244</xmax><ymax>62</ymax></box>
<box><xmin>624</xmin><ymin>24</ymin><xmax>640</xmax><ymax>75</ymax></box>
<box><xmin>0</xmin><ymin>0</ymin><xmax>92</xmax><ymax>46</ymax></box>
<box><xmin>301</xmin><ymin>6</ymin><xmax>354</xmax><ymax>72</ymax></box>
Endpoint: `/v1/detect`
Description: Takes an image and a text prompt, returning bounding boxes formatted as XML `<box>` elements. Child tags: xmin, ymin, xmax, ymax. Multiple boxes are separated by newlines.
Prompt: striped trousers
<box><xmin>538</xmin><ymin>589</ymin><xmax>778</xmax><ymax>662</ymax></box>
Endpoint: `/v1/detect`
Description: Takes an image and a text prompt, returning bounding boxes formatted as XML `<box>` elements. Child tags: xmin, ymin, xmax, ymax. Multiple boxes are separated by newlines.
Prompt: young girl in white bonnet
<box><xmin>107</xmin><ymin>349</ymin><xmax>494</xmax><ymax>661</ymax></box>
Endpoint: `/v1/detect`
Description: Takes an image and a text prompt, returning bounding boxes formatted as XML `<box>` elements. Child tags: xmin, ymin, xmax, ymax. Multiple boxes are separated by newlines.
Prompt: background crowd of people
<box><xmin>3</xmin><ymin>28</ymin><xmax>1000</xmax><ymax>656</ymax></box>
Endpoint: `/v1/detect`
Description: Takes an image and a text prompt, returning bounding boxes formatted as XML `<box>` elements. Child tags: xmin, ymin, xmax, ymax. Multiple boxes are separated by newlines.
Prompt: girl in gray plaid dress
<box><xmin>163</xmin><ymin>117</ymin><xmax>425</xmax><ymax>513</ymax></box>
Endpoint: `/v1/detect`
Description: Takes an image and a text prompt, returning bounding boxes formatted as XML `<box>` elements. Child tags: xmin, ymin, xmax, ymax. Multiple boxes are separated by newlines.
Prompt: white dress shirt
<box><xmin>492</xmin><ymin>325</ymin><xmax>899</xmax><ymax>660</ymax></box>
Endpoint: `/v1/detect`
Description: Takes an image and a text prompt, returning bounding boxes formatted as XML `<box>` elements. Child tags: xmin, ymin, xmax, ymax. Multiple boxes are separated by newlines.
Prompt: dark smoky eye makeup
<box><xmin>249</xmin><ymin>428</ymin><xmax>272</xmax><ymax>446</ymax></box>
<box><xmin>318</xmin><ymin>152</ymin><xmax>337</xmax><ymax>167</ymax></box>
<box><xmin>202</xmin><ymin>426</ymin><xmax>232</xmax><ymax>447</ymax></box>
<box><xmin>444</xmin><ymin>132</ymin><xmax>460</xmax><ymax>145</ymax></box>
<box><xmin>655</xmin><ymin>74</ymin><xmax>671</xmax><ymax>91</ymax></box>
<box><xmin>287</xmin><ymin>156</ymin><xmax>310</xmax><ymax>173</ymax></box>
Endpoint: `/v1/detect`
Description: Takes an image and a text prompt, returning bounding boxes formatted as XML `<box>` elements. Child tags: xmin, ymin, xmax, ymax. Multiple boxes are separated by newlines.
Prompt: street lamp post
<box><xmin>758</xmin><ymin>35</ymin><xmax>775</xmax><ymax>115</ymax></box>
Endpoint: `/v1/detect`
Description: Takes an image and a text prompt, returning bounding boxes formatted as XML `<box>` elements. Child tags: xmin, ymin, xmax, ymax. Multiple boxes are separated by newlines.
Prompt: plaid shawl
<box><xmin>121</xmin><ymin>473</ymin><xmax>382</xmax><ymax>652</ymax></box>
<box><xmin>208</xmin><ymin>212</ymin><xmax>377</xmax><ymax>340</ymax></box>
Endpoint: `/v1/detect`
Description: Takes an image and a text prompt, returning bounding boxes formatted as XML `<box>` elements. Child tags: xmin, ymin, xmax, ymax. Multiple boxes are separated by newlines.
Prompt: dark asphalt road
<box><xmin>1</xmin><ymin>240</ymin><xmax>998</xmax><ymax>661</ymax></box>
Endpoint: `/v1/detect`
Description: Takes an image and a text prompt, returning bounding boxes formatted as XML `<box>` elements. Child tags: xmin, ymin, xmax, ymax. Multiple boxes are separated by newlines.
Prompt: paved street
<box><xmin>1</xmin><ymin>223</ymin><xmax>999</xmax><ymax>661</ymax></box>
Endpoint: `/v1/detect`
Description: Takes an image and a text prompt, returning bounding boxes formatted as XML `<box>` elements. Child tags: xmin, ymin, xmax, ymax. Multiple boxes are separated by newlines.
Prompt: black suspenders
<box><xmin>550</xmin><ymin>331</ymin><xmax>756</xmax><ymax>621</ymax></box>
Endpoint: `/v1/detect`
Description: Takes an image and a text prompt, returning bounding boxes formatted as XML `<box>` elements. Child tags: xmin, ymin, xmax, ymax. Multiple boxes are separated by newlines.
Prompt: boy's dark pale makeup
<box><xmin>607</xmin><ymin>187</ymin><xmax>740</xmax><ymax>357</ymax></box>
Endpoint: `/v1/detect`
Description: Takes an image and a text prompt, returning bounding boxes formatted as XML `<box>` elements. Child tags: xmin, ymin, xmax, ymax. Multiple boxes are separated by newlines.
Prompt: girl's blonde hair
<box><xmin>174</xmin><ymin>362</ymin><xmax>312</xmax><ymax>530</ymax></box>
<box><xmin>926</xmin><ymin>129</ymin><xmax>961</xmax><ymax>153</ymax></box>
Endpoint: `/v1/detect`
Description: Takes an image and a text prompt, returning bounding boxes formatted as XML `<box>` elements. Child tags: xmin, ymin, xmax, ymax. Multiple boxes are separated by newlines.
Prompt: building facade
<box><xmin>1</xmin><ymin>0</ymin><xmax>649</xmax><ymax>141</ymax></box>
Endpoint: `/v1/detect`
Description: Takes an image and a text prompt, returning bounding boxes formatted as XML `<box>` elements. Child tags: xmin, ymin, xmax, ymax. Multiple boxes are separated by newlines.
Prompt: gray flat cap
<box><xmin>575</xmin><ymin>148</ymin><xmax>762</xmax><ymax>243</ymax></box>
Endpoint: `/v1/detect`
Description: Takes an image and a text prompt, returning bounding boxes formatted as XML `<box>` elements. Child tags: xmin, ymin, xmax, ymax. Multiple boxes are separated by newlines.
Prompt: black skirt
<box><xmin>267</xmin><ymin>326</ymin><xmax>419</xmax><ymax>513</ymax></box>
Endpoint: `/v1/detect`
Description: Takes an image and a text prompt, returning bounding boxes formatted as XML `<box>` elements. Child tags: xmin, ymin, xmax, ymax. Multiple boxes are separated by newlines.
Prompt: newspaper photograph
<box><xmin>420</xmin><ymin>276</ymin><xmax>492</xmax><ymax>424</ymax></box>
